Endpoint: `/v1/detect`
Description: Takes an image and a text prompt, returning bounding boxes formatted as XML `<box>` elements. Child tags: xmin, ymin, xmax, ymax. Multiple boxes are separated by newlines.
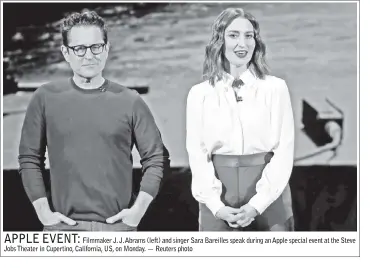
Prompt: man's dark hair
<box><xmin>61</xmin><ymin>10</ymin><xmax>108</xmax><ymax>46</ymax></box>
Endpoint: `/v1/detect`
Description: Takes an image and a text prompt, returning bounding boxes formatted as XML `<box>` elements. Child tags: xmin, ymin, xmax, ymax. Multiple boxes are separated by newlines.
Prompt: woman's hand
<box><xmin>215</xmin><ymin>206</ymin><xmax>243</xmax><ymax>228</ymax></box>
<box><xmin>236</xmin><ymin>204</ymin><xmax>258</xmax><ymax>227</ymax></box>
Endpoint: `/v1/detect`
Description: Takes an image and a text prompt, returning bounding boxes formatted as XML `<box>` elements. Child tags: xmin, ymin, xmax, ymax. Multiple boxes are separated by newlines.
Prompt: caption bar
<box><xmin>1</xmin><ymin>232</ymin><xmax>359</xmax><ymax>257</ymax></box>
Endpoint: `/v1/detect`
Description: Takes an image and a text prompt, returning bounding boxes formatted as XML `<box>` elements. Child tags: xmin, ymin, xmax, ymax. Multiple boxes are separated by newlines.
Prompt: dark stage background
<box><xmin>3</xmin><ymin>167</ymin><xmax>357</xmax><ymax>231</ymax></box>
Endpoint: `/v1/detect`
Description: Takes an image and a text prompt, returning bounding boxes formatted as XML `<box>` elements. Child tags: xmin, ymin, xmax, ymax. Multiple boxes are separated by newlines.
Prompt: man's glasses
<box><xmin>65</xmin><ymin>43</ymin><xmax>106</xmax><ymax>57</ymax></box>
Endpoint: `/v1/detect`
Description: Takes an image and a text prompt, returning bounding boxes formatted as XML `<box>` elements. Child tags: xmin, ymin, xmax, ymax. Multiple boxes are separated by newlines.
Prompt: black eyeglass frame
<box><xmin>65</xmin><ymin>43</ymin><xmax>107</xmax><ymax>57</ymax></box>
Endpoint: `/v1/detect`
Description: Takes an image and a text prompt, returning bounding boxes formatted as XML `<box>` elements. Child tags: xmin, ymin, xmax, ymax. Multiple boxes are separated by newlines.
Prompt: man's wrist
<box><xmin>130</xmin><ymin>191</ymin><xmax>153</xmax><ymax>217</ymax></box>
<box><xmin>129</xmin><ymin>205</ymin><xmax>146</xmax><ymax>218</ymax></box>
<box><xmin>32</xmin><ymin>197</ymin><xmax>52</xmax><ymax>213</ymax></box>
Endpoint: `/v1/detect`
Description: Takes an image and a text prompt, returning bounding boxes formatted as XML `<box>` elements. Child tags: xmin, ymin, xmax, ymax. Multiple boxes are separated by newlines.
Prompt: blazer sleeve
<box><xmin>248</xmin><ymin>79</ymin><xmax>295</xmax><ymax>214</ymax></box>
<box><xmin>186</xmin><ymin>85</ymin><xmax>225</xmax><ymax>216</ymax></box>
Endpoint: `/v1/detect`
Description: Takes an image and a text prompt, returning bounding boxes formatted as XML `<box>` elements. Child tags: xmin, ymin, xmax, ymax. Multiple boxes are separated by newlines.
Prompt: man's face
<box><xmin>62</xmin><ymin>25</ymin><xmax>109</xmax><ymax>79</ymax></box>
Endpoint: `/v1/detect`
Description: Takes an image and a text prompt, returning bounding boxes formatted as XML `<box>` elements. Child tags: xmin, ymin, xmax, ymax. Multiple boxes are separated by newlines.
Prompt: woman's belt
<box><xmin>212</xmin><ymin>152</ymin><xmax>274</xmax><ymax>167</ymax></box>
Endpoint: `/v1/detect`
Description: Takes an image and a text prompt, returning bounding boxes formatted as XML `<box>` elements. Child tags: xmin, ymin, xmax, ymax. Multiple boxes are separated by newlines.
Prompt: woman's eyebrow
<box><xmin>226</xmin><ymin>30</ymin><xmax>254</xmax><ymax>34</ymax></box>
<box><xmin>226</xmin><ymin>30</ymin><xmax>240</xmax><ymax>33</ymax></box>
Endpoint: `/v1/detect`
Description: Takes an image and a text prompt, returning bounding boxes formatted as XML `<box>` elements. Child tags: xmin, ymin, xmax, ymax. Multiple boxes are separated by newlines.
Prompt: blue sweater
<box><xmin>18</xmin><ymin>78</ymin><xmax>169</xmax><ymax>222</ymax></box>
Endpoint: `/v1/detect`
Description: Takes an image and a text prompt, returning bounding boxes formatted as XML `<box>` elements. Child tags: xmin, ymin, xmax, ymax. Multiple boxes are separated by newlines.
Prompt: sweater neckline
<box><xmin>70</xmin><ymin>78</ymin><xmax>109</xmax><ymax>94</ymax></box>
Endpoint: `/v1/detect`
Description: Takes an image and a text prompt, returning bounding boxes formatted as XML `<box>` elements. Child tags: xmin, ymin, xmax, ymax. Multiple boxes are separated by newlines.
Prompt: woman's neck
<box><xmin>73</xmin><ymin>74</ymin><xmax>105</xmax><ymax>89</ymax></box>
<box><xmin>229</xmin><ymin>64</ymin><xmax>248</xmax><ymax>78</ymax></box>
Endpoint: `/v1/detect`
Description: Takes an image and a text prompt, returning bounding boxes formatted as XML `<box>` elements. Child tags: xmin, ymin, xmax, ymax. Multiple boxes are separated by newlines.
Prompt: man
<box><xmin>18</xmin><ymin>11</ymin><xmax>169</xmax><ymax>231</ymax></box>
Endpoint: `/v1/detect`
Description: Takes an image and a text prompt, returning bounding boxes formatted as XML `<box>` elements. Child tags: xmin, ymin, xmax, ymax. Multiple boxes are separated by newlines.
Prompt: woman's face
<box><xmin>224</xmin><ymin>17</ymin><xmax>256</xmax><ymax>67</ymax></box>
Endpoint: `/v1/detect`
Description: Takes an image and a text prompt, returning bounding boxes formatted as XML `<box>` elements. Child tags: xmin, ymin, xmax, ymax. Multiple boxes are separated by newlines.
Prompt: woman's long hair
<box><xmin>203</xmin><ymin>8</ymin><xmax>270</xmax><ymax>86</ymax></box>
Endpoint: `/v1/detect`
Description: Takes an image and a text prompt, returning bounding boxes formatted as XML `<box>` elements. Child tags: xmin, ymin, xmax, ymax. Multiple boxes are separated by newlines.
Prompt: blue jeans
<box><xmin>43</xmin><ymin>220</ymin><xmax>137</xmax><ymax>232</ymax></box>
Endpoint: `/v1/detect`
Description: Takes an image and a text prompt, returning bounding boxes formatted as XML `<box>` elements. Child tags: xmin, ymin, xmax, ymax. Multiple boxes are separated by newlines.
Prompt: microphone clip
<box><xmin>232</xmin><ymin>78</ymin><xmax>244</xmax><ymax>89</ymax></box>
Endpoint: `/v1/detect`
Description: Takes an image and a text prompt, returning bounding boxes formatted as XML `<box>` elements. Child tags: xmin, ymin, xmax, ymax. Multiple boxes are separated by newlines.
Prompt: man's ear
<box><xmin>105</xmin><ymin>42</ymin><xmax>110</xmax><ymax>53</ymax></box>
<box><xmin>61</xmin><ymin>45</ymin><xmax>70</xmax><ymax>62</ymax></box>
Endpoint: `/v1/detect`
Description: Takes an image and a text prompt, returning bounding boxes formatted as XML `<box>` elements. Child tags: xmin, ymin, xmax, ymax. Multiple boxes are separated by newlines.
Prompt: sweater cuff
<box><xmin>206</xmin><ymin>198</ymin><xmax>226</xmax><ymax>217</ymax></box>
<box><xmin>140</xmin><ymin>177</ymin><xmax>161</xmax><ymax>199</ymax></box>
<box><xmin>21</xmin><ymin>170</ymin><xmax>47</xmax><ymax>203</ymax></box>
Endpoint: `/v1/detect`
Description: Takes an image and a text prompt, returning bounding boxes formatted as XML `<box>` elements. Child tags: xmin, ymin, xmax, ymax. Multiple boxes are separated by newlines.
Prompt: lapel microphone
<box><xmin>232</xmin><ymin>78</ymin><xmax>244</xmax><ymax>102</ymax></box>
<box><xmin>232</xmin><ymin>78</ymin><xmax>244</xmax><ymax>89</ymax></box>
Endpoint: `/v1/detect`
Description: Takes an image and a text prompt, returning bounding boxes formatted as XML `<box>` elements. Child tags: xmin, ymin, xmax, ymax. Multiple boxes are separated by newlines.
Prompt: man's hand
<box><xmin>40</xmin><ymin>211</ymin><xmax>77</xmax><ymax>226</ymax></box>
<box><xmin>33</xmin><ymin>197</ymin><xmax>76</xmax><ymax>226</ymax></box>
<box><xmin>106</xmin><ymin>208</ymin><xmax>143</xmax><ymax>227</ymax></box>
<box><xmin>215</xmin><ymin>206</ymin><xmax>243</xmax><ymax>228</ymax></box>
<box><xmin>236</xmin><ymin>204</ymin><xmax>258</xmax><ymax>227</ymax></box>
<box><xmin>106</xmin><ymin>191</ymin><xmax>153</xmax><ymax>227</ymax></box>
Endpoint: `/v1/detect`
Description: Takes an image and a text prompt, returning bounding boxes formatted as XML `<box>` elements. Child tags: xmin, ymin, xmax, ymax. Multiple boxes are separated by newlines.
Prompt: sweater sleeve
<box><xmin>248</xmin><ymin>80</ymin><xmax>295</xmax><ymax>214</ymax></box>
<box><xmin>132</xmin><ymin>96</ymin><xmax>169</xmax><ymax>199</ymax></box>
<box><xmin>18</xmin><ymin>88</ymin><xmax>48</xmax><ymax>203</ymax></box>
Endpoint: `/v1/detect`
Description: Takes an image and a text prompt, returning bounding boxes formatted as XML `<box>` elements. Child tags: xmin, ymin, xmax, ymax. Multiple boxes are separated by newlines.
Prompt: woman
<box><xmin>186</xmin><ymin>8</ymin><xmax>295</xmax><ymax>231</ymax></box>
